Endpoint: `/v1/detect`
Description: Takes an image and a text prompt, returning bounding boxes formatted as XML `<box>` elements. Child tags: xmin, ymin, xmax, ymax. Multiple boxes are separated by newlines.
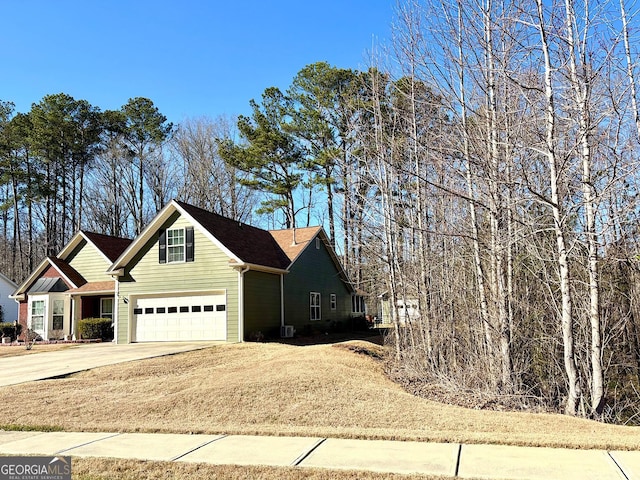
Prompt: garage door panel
<box><xmin>134</xmin><ymin>294</ymin><xmax>227</xmax><ymax>342</ymax></box>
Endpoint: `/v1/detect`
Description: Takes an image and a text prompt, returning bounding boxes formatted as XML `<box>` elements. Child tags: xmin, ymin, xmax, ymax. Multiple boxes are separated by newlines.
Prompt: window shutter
<box><xmin>158</xmin><ymin>229</ymin><xmax>166</xmax><ymax>264</ymax></box>
<box><xmin>186</xmin><ymin>226</ymin><xmax>195</xmax><ymax>262</ymax></box>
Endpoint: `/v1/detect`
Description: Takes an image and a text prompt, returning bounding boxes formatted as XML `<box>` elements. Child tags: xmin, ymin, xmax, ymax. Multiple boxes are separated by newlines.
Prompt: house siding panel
<box><xmin>66</xmin><ymin>239</ymin><xmax>111</xmax><ymax>282</ymax></box>
<box><xmin>243</xmin><ymin>270</ymin><xmax>281</xmax><ymax>339</ymax></box>
<box><xmin>42</xmin><ymin>266</ymin><xmax>60</xmax><ymax>279</ymax></box>
<box><xmin>283</xmin><ymin>236</ymin><xmax>351</xmax><ymax>331</ymax></box>
<box><xmin>117</xmin><ymin>213</ymin><xmax>239</xmax><ymax>343</ymax></box>
<box><xmin>0</xmin><ymin>277</ymin><xmax>18</xmax><ymax>324</ymax></box>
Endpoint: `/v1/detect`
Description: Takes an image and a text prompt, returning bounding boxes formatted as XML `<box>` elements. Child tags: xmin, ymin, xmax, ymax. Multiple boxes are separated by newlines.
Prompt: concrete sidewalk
<box><xmin>0</xmin><ymin>342</ymin><xmax>214</xmax><ymax>386</ymax></box>
<box><xmin>0</xmin><ymin>430</ymin><xmax>637</xmax><ymax>479</ymax></box>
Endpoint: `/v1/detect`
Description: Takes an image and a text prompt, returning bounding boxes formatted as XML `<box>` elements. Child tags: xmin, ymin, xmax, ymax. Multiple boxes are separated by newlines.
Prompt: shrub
<box><xmin>78</xmin><ymin>318</ymin><xmax>113</xmax><ymax>341</ymax></box>
<box><xmin>0</xmin><ymin>322</ymin><xmax>22</xmax><ymax>341</ymax></box>
<box><xmin>351</xmin><ymin>315</ymin><xmax>371</xmax><ymax>331</ymax></box>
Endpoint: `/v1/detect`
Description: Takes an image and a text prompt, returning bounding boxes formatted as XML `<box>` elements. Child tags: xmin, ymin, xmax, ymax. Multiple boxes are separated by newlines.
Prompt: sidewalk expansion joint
<box><xmin>607</xmin><ymin>451</ymin><xmax>630</xmax><ymax>480</ymax></box>
<box><xmin>291</xmin><ymin>438</ymin><xmax>327</xmax><ymax>466</ymax></box>
<box><xmin>454</xmin><ymin>444</ymin><xmax>462</xmax><ymax>477</ymax></box>
<box><xmin>170</xmin><ymin>434</ymin><xmax>228</xmax><ymax>462</ymax></box>
<box><xmin>55</xmin><ymin>432</ymin><xmax>122</xmax><ymax>455</ymax></box>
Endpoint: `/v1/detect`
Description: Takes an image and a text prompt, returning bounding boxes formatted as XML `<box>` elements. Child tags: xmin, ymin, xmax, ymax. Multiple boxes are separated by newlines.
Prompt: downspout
<box><xmin>69</xmin><ymin>295</ymin><xmax>75</xmax><ymax>340</ymax></box>
<box><xmin>238</xmin><ymin>265</ymin><xmax>250</xmax><ymax>342</ymax></box>
<box><xmin>280</xmin><ymin>273</ymin><xmax>285</xmax><ymax>328</ymax></box>
<box><xmin>114</xmin><ymin>277</ymin><xmax>119</xmax><ymax>344</ymax></box>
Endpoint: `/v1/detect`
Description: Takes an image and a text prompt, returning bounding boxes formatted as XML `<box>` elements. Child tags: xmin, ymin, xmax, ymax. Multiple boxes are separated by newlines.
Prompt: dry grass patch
<box><xmin>0</xmin><ymin>341</ymin><xmax>639</xmax><ymax>450</ymax></box>
<box><xmin>0</xmin><ymin>343</ymin><xmax>77</xmax><ymax>358</ymax></box>
<box><xmin>72</xmin><ymin>458</ymin><xmax>452</xmax><ymax>480</ymax></box>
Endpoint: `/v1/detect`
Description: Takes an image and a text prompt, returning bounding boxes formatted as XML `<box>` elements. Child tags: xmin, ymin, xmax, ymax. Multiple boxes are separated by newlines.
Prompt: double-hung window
<box><xmin>352</xmin><ymin>295</ymin><xmax>365</xmax><ymax>315</ymax></box>
<box><xmin>330</xmin><ymin>294</ymin><xmax>337</xmax><ymax>311</ymax></box>
<box><xmin>101</xmin><ymin>298</ymin><xmax>114</xmax><ymax>320</ymax></box>
<box><xmin>167</xmin><ymin>228</ymin><xmax>185</xmax><ymax>263</ymax></box>
<box><xmin>159</xmin><ymin>226</ymin><xmax>194</xmax><ymax>264</ymax></box>
<box><xmin>52</xmin><ymin>299</ymin><xmax>64</xmax><ymax>331</ymax></box>
<box><xmin>310</xmin><ymin>292</ymin><xmax>321</xmax><ymax>321</ymax></box>
<box><xmin>31</xmin><ymin>300</ymin><xmax>45</xmax><ymax>331</ymax></box>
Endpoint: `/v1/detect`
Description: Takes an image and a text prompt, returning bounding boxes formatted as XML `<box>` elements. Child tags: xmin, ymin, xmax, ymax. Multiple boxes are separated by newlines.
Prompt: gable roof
<box><xmin>58</xmin><ymin>231</ymin><xmax>132</xmax><ymax>264</ymax></box>
<box><xmin>271</xmin><ymin>227</ymin><xmax>353</xmax><ymax>291</ymax></box>
<box><xmin>82</xmin><ymin>232</ymin><xmax>132</xmax><ymax>262</ymax></box>
<box><xmin>11</xmin><ymin>257</ymin><xmax>86</xmax><ymax>298</ymax></box>
<box><xmin>176</xmin><ymin>202</ymin><xmax>291</xmax><ymax>270</ymax></box>
<box><xmin>269</xmin><ymin>226</ymin><xmax>322</xmax><ymax>265</ymax></box>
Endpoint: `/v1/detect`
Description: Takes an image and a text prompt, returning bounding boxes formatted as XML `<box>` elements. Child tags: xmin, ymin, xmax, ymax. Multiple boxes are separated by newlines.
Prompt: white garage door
<box><xmin>133</xmin><ymin>293</ymin><xmax>227</xmax><ymax>342</ymax></box>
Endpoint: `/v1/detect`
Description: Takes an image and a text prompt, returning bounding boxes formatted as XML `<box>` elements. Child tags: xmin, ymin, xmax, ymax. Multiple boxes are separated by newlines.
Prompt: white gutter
<box><xmin>233</xmin><ymin>262</ymin><xmax>288</xmax><ymax>275</ymax></box>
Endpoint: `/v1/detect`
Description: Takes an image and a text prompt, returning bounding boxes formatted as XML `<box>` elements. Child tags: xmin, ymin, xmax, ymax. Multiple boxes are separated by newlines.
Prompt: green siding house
<box><xmin>11</xmin><ymin>200</ymin><xmax>358</xmax><ymax>343</ymax></box>
<box><xmin>107</xmin><ymin>200</ymin><xmax>357</xmax><ymax>343</ymax></box>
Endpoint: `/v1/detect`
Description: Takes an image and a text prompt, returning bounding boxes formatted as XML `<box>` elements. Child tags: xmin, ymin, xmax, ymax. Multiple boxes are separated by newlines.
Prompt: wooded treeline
<box><xmin>373</xmin><ymin>0</ymin><xmax>640</xmax><ymax>422</ymax></box>
<box><xmin>0</xmin><ymin>95</ymin><xmax>259</xmax><ymax>280</ymax></box>
<box><xmin>4</xmin><ymin>0</ymin><xmax>640</xmax><ymax>422</ymax></box>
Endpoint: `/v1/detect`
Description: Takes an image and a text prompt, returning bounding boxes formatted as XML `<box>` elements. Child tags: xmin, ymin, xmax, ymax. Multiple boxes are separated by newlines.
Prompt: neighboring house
<box><xmin>107</xmin><ymin>200</ymin><xmax>357</xmax><ymax>343</ymax></box>
<box><xmin>378</xmin><ymin>292</ymin><xmax>419</xmax><ymax>327</ymax></box>
<box><xmin>11</xmin><ymin>232</ymin><xmax>132</xmax><ymax>340</ymax></box>
<box><xmin>0</xmin><ymin>272</ymin><xmax>18</xmax><ymax>323</ymax></box>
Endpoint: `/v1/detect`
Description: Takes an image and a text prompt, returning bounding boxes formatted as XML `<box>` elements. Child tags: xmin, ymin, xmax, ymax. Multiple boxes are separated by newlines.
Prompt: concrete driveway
<box><xmin>0</xmin><ymin>342</ymin><xmax>215</xmax><ymax>387</ymax></box>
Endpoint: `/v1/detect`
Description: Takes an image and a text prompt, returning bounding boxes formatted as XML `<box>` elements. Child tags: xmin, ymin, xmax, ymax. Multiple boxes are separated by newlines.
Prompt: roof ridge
<box><xmin>81</xmin><ymin>230</ymin><xmax>132</xmax><ymax>241</ymax></box>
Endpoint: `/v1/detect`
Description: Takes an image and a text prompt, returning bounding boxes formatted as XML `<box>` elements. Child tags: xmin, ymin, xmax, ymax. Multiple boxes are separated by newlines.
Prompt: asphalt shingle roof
<box><xmin>176</xmin><ymin>201</ymin><xmax>292</xmax><ymax>270</ymax></box>
<box><xmin>82</xmin><ymin>232</ymin><xmax>132</xmax><ymax>262</ymax></box>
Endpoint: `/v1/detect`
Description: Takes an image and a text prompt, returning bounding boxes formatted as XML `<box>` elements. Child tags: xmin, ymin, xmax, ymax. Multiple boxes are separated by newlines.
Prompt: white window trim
<box><xmin>167</xmin><ymin>227</ymin><xmax>186</xmax><ymax>263</ymax></box>
<box><xmin>29</xmin><ymin>296</ymin><xmax>47</xmax><ymax>337</ymax></box>
<box><xmin>51</xmin><ymin>298</ymin><xmax>65</xmax><ymax>332</ymax></box>
<box><xmin>352</xmin><ymin>295</ymin><xmax>365</xmax><ymax>314</ymax></box>
<box><xmin>330</xmin><ymin>293</ymin><xmax>337</xmax><ymax>311</ymax></box>
<box><xmin>101</xmin><ymin>297</ymin><xmax>114</xmax><ymax>320</ymax></box>
<box><xmin>310</xmin><ymin>292</ymin><xmax>321</xmax><ymax>321</ymax></box>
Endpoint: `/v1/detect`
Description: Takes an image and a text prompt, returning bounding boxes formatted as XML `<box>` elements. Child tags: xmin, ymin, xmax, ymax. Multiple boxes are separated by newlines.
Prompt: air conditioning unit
<box><xmin>280</xmin><ymin>325</ymin><xmax>295</xmax><ymax>338</ymax></box>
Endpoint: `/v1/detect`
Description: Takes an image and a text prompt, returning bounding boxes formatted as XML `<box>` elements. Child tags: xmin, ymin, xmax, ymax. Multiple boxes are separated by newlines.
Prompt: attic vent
<box><xmin>315</xmin><ymin>238</ymin><xmax>320</xmax><ymax>249</ymax></box>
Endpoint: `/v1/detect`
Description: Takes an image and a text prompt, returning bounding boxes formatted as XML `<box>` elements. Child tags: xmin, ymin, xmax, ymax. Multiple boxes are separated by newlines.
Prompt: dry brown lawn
<box><xmin>0</xmin><ymin>340</ymin><xmax>639</xmax><ymax>450</ymax></box>
<box><xmin>0</xmin><ymin>343</ymin><xmax>77</xmax><ymax>358</ymax></box>
<box><xmin>72</xmin><ymin>458</ymin><xmax>455</xmax><ymax>480</ymax></box>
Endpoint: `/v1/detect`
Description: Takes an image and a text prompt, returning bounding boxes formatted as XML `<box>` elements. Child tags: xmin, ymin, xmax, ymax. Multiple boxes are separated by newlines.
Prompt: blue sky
<box><xmin>1</xmin><ymin>0</ymin><xmax>395</xmax><ymax>124</ymax></box>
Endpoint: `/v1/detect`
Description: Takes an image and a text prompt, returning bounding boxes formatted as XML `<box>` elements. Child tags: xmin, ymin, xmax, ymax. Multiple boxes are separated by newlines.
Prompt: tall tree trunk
<box><xmin>483</xmin><ymin>0</ymin><xmax>511</xmax><ymax>389</ymax></box>
<box><xmin>563</xmin><ymin>0</ymin><xmax>603</xmax><ymax>415</ymax></box>
<box><xmin>456</xmin><ymin>0</ymin><xmax>493</xmax><ymax>372</ymax></box>
<box><xmin>537</xmin><ymin>0</ymin><xmax>581</xmax><ymax>415</ymax></box>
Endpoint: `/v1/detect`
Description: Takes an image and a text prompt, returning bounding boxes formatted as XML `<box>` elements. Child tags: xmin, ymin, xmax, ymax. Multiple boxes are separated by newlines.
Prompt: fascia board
<box><xmin>11</xmin><ymin>258</ymin><xmax>51</xmax><ymax>296</ymax></box>
<box><xmin>56</xmin><ymin>231</ymin><xmax>85</xmax><ymax>261</ymax></box>
<box><xmin>107</xmin><ymin>201</ymin><xmax>179</xmax><ymax>273</ymax></box>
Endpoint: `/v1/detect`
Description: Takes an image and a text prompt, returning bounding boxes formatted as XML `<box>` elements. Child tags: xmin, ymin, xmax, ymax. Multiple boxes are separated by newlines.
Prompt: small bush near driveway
<box><xmin>78</xmin><ymin>318</ymin><xmax>113</xmax><ymax>341</ymax></box>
